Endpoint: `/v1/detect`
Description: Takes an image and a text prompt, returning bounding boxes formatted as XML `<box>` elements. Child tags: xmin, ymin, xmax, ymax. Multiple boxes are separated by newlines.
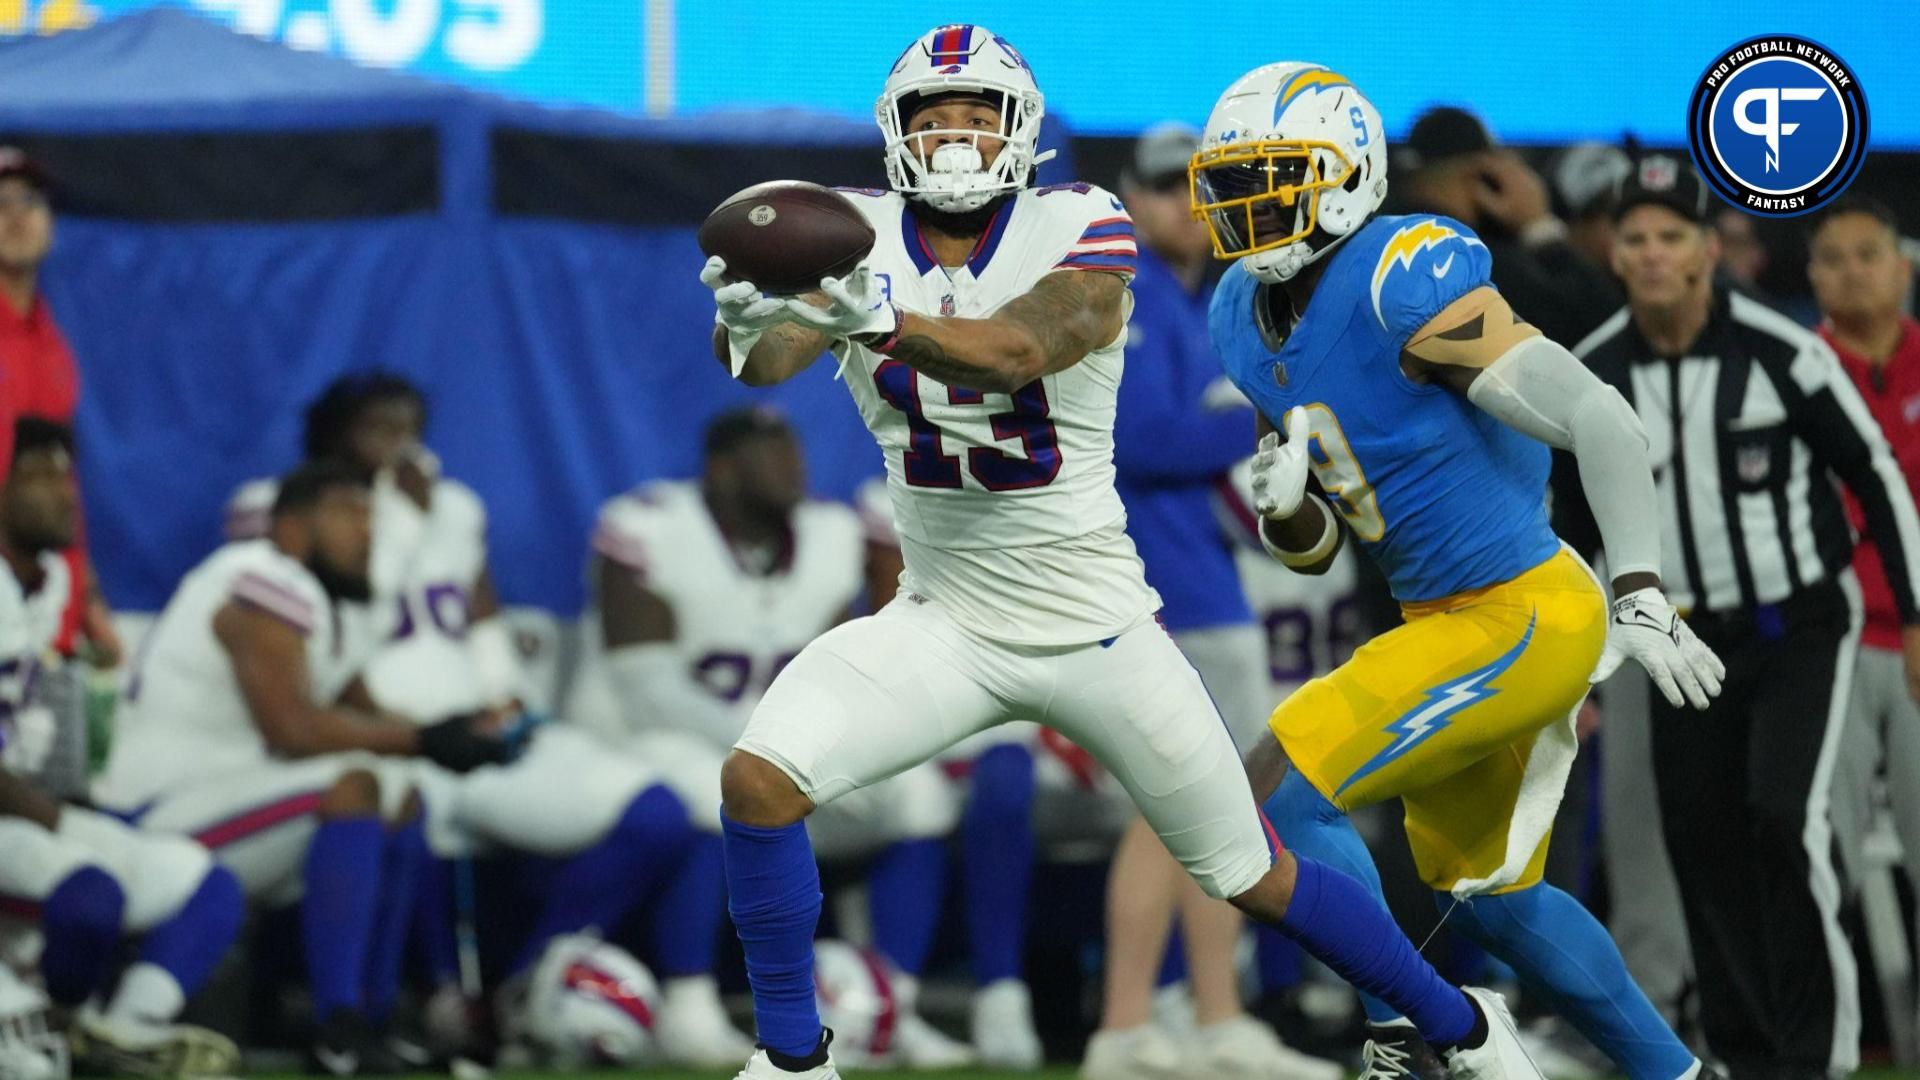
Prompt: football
<box><xmin>698</xmin><ymin>180</ymin><xmax>876</xmax><ymax>296</ymax></box>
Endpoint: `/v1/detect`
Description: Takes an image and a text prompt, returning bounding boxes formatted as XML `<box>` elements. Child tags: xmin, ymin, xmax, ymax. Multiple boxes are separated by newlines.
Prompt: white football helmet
<box><xmin>521</xmin><ymin>935</ymin><xmax>661</xmax><ymax>1067</ymax></box>
<box><xmin>877</xmin><ymin>24</ymin><xmax>1051</xmax><ymax>214</ymax></box>
<box><xmin>813</xmin><ymin>940</ymin><xmax>899</xmax><ymax>1067</ymax></box>
<box><xmin>1191</xmin><ymin>62</ymin><xmax>1390</xmax><ymax>282</ymax></box>
<box><xmin>0</xmin><ymin>969</ymin><xmax>65</xmax><ymax>1080</ymax></box>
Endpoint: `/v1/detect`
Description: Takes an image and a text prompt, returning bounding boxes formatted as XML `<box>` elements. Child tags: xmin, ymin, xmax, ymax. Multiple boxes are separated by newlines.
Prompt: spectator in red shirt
<box><xmin>1811</xmin><ymin>195</ymin><xmax>1920</xmax><ymax>894</ymax></box>
<box><xmin>0</xmin><ymin>147</ymin><xmax>118</xmax><ymax>665</ymax></box>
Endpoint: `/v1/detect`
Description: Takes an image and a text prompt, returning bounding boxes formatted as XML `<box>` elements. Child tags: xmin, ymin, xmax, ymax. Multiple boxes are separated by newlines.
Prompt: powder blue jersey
<box><xmin>1207</xmin><ymin>215</ymin><xmax>1559</xmax><ymax>602</ymax></box>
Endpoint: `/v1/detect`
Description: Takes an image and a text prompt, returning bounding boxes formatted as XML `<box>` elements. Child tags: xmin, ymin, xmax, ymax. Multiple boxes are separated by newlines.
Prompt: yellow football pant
<box><xmin>1269</xmin><ymin>548</ymin><xmax>1606</xmax><ymax>893</ymax></box>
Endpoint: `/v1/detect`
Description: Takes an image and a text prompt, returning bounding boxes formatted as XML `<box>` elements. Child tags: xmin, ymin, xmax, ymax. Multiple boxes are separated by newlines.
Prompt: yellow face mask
<box><xmin>1188</xmin><ymin>139</ymin><xmax>1357</xmax><ymax>260</ymax></box>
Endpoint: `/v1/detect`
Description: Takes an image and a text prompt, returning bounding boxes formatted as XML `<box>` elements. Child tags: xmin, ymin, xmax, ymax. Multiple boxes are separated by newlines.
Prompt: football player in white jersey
<box><xmin>0</xmin><ymin>421</ymin><xmax>243</xmax><ymax>1077</ymax></box>
<box><xmin>699</xmin><ymin>24</ymin><xmax>1540</xmax><ymax>1080</ymax></box>
<box><xmin>591</xmin><ymin>408</ymin><xmax>971</xmax><ymax>1068</ymax></box>
<box><xmin>229</xmin><ymin>375</ymin><xmax>734</xmax><ymax>1068</ymax></box>
<box><xmin>97</xmin><ymin>462</ymin><xmax>511</xmax><ymax>1075</ymax></box>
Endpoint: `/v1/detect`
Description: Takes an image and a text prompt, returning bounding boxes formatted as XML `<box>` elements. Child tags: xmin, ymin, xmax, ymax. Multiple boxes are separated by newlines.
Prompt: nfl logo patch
<box><xmin>940</xmin><ymin>294</ymin><xmax>956</xmax><ymax>316</ymax></box>
<box><xmin>1737</xmin><ymin>443</ymin><xmax>1771</xmax><ymax>484</ymax></box>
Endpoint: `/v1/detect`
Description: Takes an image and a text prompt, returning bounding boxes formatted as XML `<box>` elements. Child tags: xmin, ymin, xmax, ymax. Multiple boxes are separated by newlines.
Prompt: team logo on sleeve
<box><xmin>1370</xmin><ymin>219</ymin><xmax>1483</xmax><ymax>328</ymax></box>
<box><xmin>1687</xmin><ymin>35</ymin><xmax>1868</xmax><ymax>217</ymax></box>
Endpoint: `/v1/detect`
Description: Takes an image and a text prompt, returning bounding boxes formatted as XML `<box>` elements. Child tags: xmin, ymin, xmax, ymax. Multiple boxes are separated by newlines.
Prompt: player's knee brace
<box><xmin>966</xmin><ymin>744</ymin><xmax>1035</xmax><ymax>825</ymax></box>
<box><xmin>40</xmin><ymin>866</ymin><xmax>126</xmax><ymax>1004</ymax></box>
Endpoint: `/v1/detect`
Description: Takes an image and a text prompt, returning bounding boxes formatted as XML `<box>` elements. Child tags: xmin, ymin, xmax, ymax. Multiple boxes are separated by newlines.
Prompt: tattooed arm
<box><xmin>710</xmin><ymin>321</ymin><xmax>835</xmax><ymax>387</ymax></box>
<box><xmin>870</xmin><ymin>270</ymin><xmax>1129</xmax><ymax>394</ymax></box>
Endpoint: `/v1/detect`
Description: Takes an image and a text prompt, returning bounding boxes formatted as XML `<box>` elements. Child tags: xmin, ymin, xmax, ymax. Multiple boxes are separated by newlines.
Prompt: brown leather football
<box><xmin>698</xmin><ymin>181</ymin><xmax>876</xmax><ymax>296</ymax></box>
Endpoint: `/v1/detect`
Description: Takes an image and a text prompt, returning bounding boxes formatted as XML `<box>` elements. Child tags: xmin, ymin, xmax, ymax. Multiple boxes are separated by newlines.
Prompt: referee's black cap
<box><xmin>1612</xmin><ymin>154</ymin><xmax>1710</xmax><ymax>224</ymax></box>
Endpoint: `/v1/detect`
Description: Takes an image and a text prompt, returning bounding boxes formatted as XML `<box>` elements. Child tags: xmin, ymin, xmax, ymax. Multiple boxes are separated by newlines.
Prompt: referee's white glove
<box><xmin>1591</xmin><ymin>587</ymin><xmax>1726</xmax><ymax>710</ymax></box>
<box><xmin>1251</xmin><ymin>407</ymin><xmax>1313</xmax><ymax>519</ymax></box>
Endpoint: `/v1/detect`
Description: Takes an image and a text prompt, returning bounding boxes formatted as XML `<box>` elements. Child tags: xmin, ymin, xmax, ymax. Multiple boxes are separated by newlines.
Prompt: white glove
<box><xmin>700</xmin><ymin>256</ymin><xmax>790</xmax><ymax>335</ymax></box>
<box><xmin>1590</xmin><ymin>587</ymin><xmax>1726</xmax><ymax>709</ymax></box>
<box><xmin>1251</xmin><ymin>407</ymin><xmax>1313</xmax><ymax>519</ymax></box>
<box><xmin>779</xmin><ymin>266</ymin><xmax>899</xmax><ymax>339</ymax></box>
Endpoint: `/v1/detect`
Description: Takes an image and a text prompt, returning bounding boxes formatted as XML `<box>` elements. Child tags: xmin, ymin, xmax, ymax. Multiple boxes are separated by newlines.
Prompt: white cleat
<box><xmin>1080</xmin><ymin>1024</ymin><xmax>1186</xmax><ymax>1080</ymax></box>
<box><xmin>1195</xmin><ymin>1013</ymin><xmax>1344</xmax><ymax>1080</ymax></box>
<box><xmin>70</xmin><ymin>1011</ymin><xmax>241</xmax><ymax>1078</ymax></box>
<box><xmin>1443</xmin><ymin>987</ymin><xmax>1545</xmax><ymax>1080</ymax></box>
<box><xmin>656</xmin><ymin>976</ymin><xmax>758</xmax><ymax>1068</ymax></box>
<box><xmin>733</xmin><ymin>1047</ymin><xmax>842</xmax><ymax>1079</ymax></box>
<box><xmin>971</xmin><ymin>979</ymin><xmax>1043</xmax><ymax>1070</ymax></box>
<box><xmin>894</xmin><ymin>1011</ymin><xmax>978</xmax><ymax>1068</ymax></box>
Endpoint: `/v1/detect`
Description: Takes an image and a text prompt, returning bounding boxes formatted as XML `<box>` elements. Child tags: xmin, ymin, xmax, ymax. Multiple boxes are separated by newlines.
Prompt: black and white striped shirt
<box><xmin>1570</xmin><ymin>286</ymin><xmax>1920</xmax><ymax>619</ymax></box>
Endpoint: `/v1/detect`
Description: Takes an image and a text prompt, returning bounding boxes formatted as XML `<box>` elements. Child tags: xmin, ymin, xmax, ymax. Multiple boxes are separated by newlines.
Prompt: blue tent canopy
<box><xmin>0</xmin><ymin>10</ymin><xmax>1079</xmax><ymax>615</ymax></box>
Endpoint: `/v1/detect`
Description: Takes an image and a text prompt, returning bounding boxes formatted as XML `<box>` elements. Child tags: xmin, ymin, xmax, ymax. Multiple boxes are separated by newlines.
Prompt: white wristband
<box><xmin>726</xmin><ymin>325</ymin><xmax>763</xmax><ymax>378</ymax></box>
<box><xmin>1260</xmin><ymin>503</ymin><xmax>1340</xmax><ymax>567</ymax></box>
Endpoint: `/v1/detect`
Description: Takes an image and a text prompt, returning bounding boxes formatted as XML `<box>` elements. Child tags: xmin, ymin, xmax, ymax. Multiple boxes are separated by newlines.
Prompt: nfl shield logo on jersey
<box><xmin>1738</xmin><ymin>442</ymin><xmax>1772</xmax><ymax>484</ymax></box>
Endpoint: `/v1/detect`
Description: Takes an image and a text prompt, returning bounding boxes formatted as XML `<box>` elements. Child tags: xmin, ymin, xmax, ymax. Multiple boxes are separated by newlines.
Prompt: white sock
<box><xmin>105</xmin><ymin>963</ymin><xmax>185</xmax><ymax>1027</ymax></box>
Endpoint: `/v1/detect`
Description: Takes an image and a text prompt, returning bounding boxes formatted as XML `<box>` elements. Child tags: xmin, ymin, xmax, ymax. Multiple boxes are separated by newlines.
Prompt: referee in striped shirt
<box><xmin>1564</xmin><ymin>157</ymin><xmax>1920</xmax><ymax>1078</ymax></box>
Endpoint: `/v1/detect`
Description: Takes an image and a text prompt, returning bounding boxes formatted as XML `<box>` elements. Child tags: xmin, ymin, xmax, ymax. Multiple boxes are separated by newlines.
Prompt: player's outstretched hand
<box><xmin>1591</xmin><ymin>587</ymin><xmax>1726</xmax><ymax>710</ymax></box>
<box><xmin>779</xmin><ymin>266</ymin><xmax>899</xmax><ymax>339</ymax></box>
<box><xmin>417</xmin><ymin>713</ymin><xmax>513</xmax><ymax>773</ymax></box>
<box><xmin>1251</xmin><ymin>407</ymin><xmax>1313</xmax><ymax>519</ymax></box>
<box><xmin>702</xmin><ymin>256</ymin><xmax>791</xmax><ymax>335</ymax></box>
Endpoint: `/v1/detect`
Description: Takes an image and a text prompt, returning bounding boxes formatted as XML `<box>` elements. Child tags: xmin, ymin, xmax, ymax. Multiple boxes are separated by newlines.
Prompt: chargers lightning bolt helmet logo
<box><xmin>1687</xmin><ymin>34</ymin><xmax>1868</xmax><ymax>218</ymax></box>
<box><xmin>1370</xmin><ymin>219</ymin><xmax>1487</xmax><ymax>328</ymax></box>
<box><xmin>1334</xmin><ymin>612</ymin><xmax>1536</xmax><ymax>798</ymax></box>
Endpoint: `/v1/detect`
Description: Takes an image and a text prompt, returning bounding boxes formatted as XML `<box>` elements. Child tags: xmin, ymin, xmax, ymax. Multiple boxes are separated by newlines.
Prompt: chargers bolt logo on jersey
<box><xmin>1687</xmin><ymin>34</ymin><xmax>1868</xmax><ymax>217</ymax></box>
<box><xmin>1370</xmin><ymin>219</ymin><xmax>1484</xmax><ymax>328</ymax></box>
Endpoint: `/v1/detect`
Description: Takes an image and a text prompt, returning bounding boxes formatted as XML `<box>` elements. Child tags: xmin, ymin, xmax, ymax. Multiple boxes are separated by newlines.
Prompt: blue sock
<box><xmin>1265</xmin><ymin>772</ymin><xmax>1402</xmax><ymax>1024</ymax></box>
<box><xmin>1256</xmin><ymin>924</ymin><xmax>1303</xmax><ymax>994</ymax></box>
<box><xmin>652</xmin><ymin>832</ymin><xmax>727</xmax><ymax>979</ymax></box>
<box><xmin>135</xmin><ymin>866</ymin><xmax>244</xmax><ymax>998</ymax></box>
<box><xmin>365</xmin><ymin>818</ymin><xmax>429</xmax><ymax>1025</ymax></box>
<box><xmin>962</xmin><ymin>744</ymin><xmax>1035</xmax><ymax>985</ymax></box>
<box><xmin>412</xmin><ymin>858</ymin><xmax>460</xmax><ymax>988</ymax></box>
<box><xmin>723</xmin><ymin>813</ymin><xmax>825</xmax><ymax>1061</ymax></box>
<box><xmin>868</xmin><ymin>838</ymin><xmax>946</xmax><ymax>977</ymax></box>
<box><xmin>303</xmin><ymin>817</ymin><xmax>385</xmax><ymax>1020</ymax></box>
<box><xmin>1156</xmin><ymin>926</ymin><xmax>1187</xmax><ymax>988</ymax></box>
<box><xmin>514</xmin><ymin>786</ymin><xmax>692</xmax><ymax>975</ymax></box>
<box><xmin>1445</xmin><ymin>884</ymin><xmax>1694</xmax><ymax>1080</ymax></box>
<box><xmin>1279</xmin><ymin>855</ymin><xmax>1475</xmax><ymax>1047</ymax></box>
<box><xmin>39</xmin><ymin>866</ymin><xmax>125</xmax><ymax>1005</ymax></box>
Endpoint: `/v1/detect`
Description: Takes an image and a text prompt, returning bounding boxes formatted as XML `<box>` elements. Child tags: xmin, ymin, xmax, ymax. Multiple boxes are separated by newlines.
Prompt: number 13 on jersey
<box><xmin>1297</xmin><ymin>403</ymin><xmax>1384</xmax><ymax>540</ymax></box>
<box><xmin>873</xmin><ymin>360</ymin><xmax>1062</xmax><ymax>492</ymax></box>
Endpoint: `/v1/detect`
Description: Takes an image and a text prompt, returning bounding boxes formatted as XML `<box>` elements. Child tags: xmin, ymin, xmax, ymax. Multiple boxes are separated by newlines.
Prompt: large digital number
<box><xmin>392</xmin><ymin>582</ymin><xmax>473</xmax><ymax>642</ymax></box>
<box><xmin>331</xmin><ymin>0</ymin><xmax>439</xmax><ymax>67</ymax></box>
<box><xmin>444</xmin><ymin>0</ymin><xmax>542</xmax><ymax>71</ymax></box>
<box><xmin>874</xmin><ymin>361</ymin><xmax>1062</xmax><ymax>492</ymax></box>
<box><xmin>692</xmin><ymin>651</ymin><xmax>801</xmax><ymax>705</ymax></box>
<box><xmin>1262</xmin><ymin>608</ymin><xmax>1315</xmax><ymax>685</ymax></box>
<box><xmin>1299</xmin><ymin>403</ymin><xmax>1385</xmax><ymax>540</ymax></box>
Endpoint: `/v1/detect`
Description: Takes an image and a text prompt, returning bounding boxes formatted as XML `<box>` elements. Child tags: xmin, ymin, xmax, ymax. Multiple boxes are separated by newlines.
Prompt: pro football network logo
<box><xmin>1687</xmin><ymin>35</ymin><xmax>1868</xmax><ymax>218</ymax></box>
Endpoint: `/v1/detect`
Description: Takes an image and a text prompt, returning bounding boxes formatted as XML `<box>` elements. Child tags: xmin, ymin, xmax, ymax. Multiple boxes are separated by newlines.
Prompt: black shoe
<box><xmin>1359</xmin><ymin>1020</ymin><xmax>1448</xmax><ymax>1080</ymax></box>
<box><xmin>309</xmin><ymin>1010</ymin><xmax>409</xmax><ymax>1077</ymax></box>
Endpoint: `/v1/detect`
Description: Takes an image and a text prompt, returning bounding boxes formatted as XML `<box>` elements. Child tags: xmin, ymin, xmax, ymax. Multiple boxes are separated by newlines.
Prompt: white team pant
<box><xmin>128</xmin><ymin>754</ymin><xmax>409</xmax><ymax>904</ymax></box>
<box><xmin>633</xmin><ymin>727</ymin><xmax>958</xmax><ymax>861</ymax></box>
<box><xmin>1171</xmin><ymin>623</ymin><xmax>1271</xmax><ymax>755</ymax></box>
<box><xmin>0</xmin><ymin>808</ymin><xmax>211</xmax><ymax>933</ymax></box>
<box><xmin>734</xmin><ymin>595</ymin><xmax>1274</xmax><ymax>899</ymax></box>
<box><xmin>409</xmin><ymin>725</ymin><xmax>658</xmax><ymax>859</ymax></box>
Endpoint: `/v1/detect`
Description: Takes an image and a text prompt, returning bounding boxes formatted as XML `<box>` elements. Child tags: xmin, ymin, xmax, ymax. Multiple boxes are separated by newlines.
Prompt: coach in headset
<box><xmin>1561</xmin><ymin>156</ymin><xmax>1920</xmax><ymax>1079</ymax></box>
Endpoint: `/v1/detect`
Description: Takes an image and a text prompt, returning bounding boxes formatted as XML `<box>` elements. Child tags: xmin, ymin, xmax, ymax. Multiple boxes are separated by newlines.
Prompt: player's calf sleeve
<box><xmin>722</xmin><ymin>813</ymin><xmax>827</xmax><ymax>1065</ymax></box>
<box><xmin>1255</xmin><ymin>924</ymin><xmax>1303</xmax><ymax>993</ymax></box>
<box><xmin>514</xmin><ymin>785</ymin><xmax>693</xmax><ymax>975</ymax></box>
<box><xmin>1264</xmin><ymin>771</ymin><xmax>1403</xmax><ymax>1023</ymax></box>
<box><xmin>302</xmin><ymin>817</ymin><xmax>386</xmax><ymax>1020</ymax></box>
<box><xmin>1442</xmin><ymin>884</ymin><xmax>1695</xmax><ymax>1079</ymax></box>
<box><xmin>650</xmin><ymin>832</ymin><xmax>727</xmax><ymax>979</ymax></box>
<box><xmin>962</xmin><ymin>743</ymin><xmax>1035</xmax><ymax>985</ymax></box>
<box><xmin>364</xmin><ymin>819</ymin><xmax>429</xmax><ymax>1026</ymax></box>
<box><xmin>1156</xmin><ymin>928</ymin><xmax>1187</xmax><ymax>988</ymax></box>
<box><xmin>1276</xmin><ymin>856</ymin><xmax>1477</xmax><ymax>1048</ymax></box>
<box><xmin>869</xmin><ymin>838</ymin><xmax>947</xmax><ymax>978</ymax></box>
<box><xmin>412</xmin><ymin>858</ymin><xmax>460</xmax><ymax>988</ymax></box>
<box><xmin>39</xmin><ymin>866</ymin><xmax>126</xmax><ymax>1005</ymax></box>
<box><xmin>128</xmin><ymin>865</ymin><xmax>244</xmax><ymax>1008</ymax></box>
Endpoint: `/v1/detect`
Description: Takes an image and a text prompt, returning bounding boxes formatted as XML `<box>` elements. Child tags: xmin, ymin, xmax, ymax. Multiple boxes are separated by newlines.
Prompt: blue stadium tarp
<box><xmin>0</xmin><ymin>9</ymin><xmax>1080</xmax><ymax>614</ymax></box>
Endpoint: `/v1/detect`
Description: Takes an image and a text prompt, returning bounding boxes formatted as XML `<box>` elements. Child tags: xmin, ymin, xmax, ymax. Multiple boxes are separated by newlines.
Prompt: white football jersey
<box><xmin>829</xmin><ymin>185</ymin><xmax>1158</xmax><ymax>646</ymax></box>
<box><xmin>99</xmin><ymin>540</ymin><xmax>352</xmax><ymax>804</ymax></box>
<box><xmin>0</xmin><ymin>553</ymin><xmax>71</xmax><ymax>773</ymax></box>
<box><xmin>226</xmin><ymin>474</ymin><xmax>491</xmax><ymax>719</ymax></box>
<box><xmin>593</xmin><ymin>481</ymin><xmax>862</xmax><ymax>746</ymax></box>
